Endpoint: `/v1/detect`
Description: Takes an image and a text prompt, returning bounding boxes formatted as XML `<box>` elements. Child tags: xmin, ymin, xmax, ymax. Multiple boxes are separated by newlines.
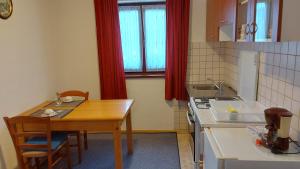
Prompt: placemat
<box><xmin>31</xmin><ymin>109</ymin><xmax>73</xmax><ymax>119</ymax></box>
<box><xmin>45</xmin><ymin>100</ymin><xmax>84</xmax><ymax>108</ymax></box>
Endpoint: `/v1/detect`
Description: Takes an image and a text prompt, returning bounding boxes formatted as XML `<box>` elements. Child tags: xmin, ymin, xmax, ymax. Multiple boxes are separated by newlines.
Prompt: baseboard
<box><xmin>86</xmin><ymin>130</ymin><xmax>178</xmax><ymax>134</ymax></box>
<box><xmin>129</xmin><ymin>130</ymin><xmax>177</xmax><ymax>133</ymax></box>
<box><xmin>176</xmin><ymin>130</ymin><xmax>190</xmax><ymax>134</ymax></box>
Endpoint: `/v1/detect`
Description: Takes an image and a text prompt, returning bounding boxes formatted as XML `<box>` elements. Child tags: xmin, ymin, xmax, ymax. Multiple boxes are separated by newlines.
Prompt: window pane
<box><xmin>119</xmin><ymin>6</ymin><xmax>143</xmax><ymax>72</ymax></box>
<box><xmin>255</xmin><ymin>2</ymin><xmax>269</xmax><ymax>41</ymax></box>
<box><xmin>143</xmin><ymin>5</ymin><xmax>166</xmax><ymax>71</ymax></box>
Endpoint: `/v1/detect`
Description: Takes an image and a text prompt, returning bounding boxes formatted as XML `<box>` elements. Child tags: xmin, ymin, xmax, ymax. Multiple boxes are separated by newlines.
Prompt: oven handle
<box><xmin>188</xmin><ymin>102</ymin><xmax>193</xmax><ymax>112</ymax></box>
<box><xmin>186</xmin><ymin>111</ymin><xmax>195</xmax><ymax>126</ymax></box>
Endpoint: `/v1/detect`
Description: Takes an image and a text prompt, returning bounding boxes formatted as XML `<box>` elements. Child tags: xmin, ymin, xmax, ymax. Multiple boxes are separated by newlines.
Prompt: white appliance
<box><xmin>238</xmin><ymin>50</ymin><xmax>259</xmax><ymax>101</ymax></box>
<box><xmin>192</xmin><ymin>50</ymin><xmax>263</xmax><ymax>169</ymax></box>
<box><xmin>204</xmin><ymin>128</ymin><xmax>300</xmax><ymax>169</ymax></box>
<box><xmin>193</xmin><ymin>99</ymin><xmax>267</xmax><ymax>169</ymax></box>
<box><xmin>187</xmin><ymin>97</ymin><xmax>211</xmax><ymax>162</ymax></box>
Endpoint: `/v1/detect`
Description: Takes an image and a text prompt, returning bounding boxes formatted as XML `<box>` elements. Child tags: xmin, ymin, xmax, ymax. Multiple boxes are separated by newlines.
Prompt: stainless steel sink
<box><xmin>192</xmin><ymin>84</ymin><xmax>218</xmax><ymax>90</ymax></box>
<box><xmin>187</xmin><ymin>84</ymin><xmax>237</xmax><ymax>98</ymax></box>
<box><xmin>215</xmin><ymin>96</ymin><xmax>239</xmax><ymax>101</ymax></box>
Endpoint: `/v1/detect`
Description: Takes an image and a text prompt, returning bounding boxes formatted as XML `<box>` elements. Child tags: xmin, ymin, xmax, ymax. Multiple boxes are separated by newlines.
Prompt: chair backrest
<box><xmin>57</xmin><ymin>90</ymin><xmax>89</xmax><ymax>101</ymax></box>
<box><xmin>3</xmin><ymin>116</ymin><xmax>52</xmax><ymax>167</ymax></box>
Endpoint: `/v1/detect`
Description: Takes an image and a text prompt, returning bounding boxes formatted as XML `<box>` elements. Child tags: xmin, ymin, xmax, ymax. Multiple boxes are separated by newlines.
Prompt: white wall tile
<box><xmin>294</xmin><ymin>71</ymin><xmax>300</xmax><ymax>87</ymax></box>
<box><xmin>274</xmin><ymin>43</ymin><xmax>281</xmax><ymax>54</ymax></box>
<box><xmin>280</xmin><ymin>54</ymin><xmax>288</xmax><ymax>68</ymax></box>
<box><xmin>286</xmin><ymin>69</ymin><xmax>295</xmax><ymax>84</ymax></box>
<box><xmin>281</xmin><ymin>42</ymin><xmax>289</xmax><ymax>54</ymax></box>
<box><xmin>279</xmin><ymin>68</ymin><xmax>287</xmax><ymax>81</ymax></box>
<box><xmin>293</xmin><ymin>86</ymin><xmax>300</xmax><ymax>102</ymax></box>
<box><xmin>291</xmin><ymin>115</ymin><xmax>299</xmax><ymax>130</ymax></box>
<box><xmin>292</xmin><ymin>100</ymin><xmax>300</xmax><ymax>116</ymax></box>
<box><xmin>278</xmin><ymin>80</ymin><xmax>286</xmax><ymax>94</ymax></box>
<box><xmin>287</xmin><ymin>55</ymin><xmax>296</xmax><ymax>70</ymax></box>
<box><xmin>285</xmin><ymin>83</ymin><xmax>293</xmax><ymax>98</ymax></box>
<box><xmin>222</xmin><ymin>41</ymin><xmax>300</xmax><ymax>140</ymax></box>
<box><xmin>273</xmin><ymin>54</ymin><xmax>281</xmax><ymax>66</ymax></box>
<box><xmin>272</xmin><ymin>66</ymin><xmax>280</xmax><ymax>79</ymax></box>
<box><xmin>284</xmin><ymin>97</ymin><xmax>292</xmax><ymax>110</ymax></box>
<box><xmin>265</xmin><ymin>53</ymin><xmax>274</xmax><ymax>65</ymax></box>
<box><xmin>296</xmin><ymin>56</ymin><xmax>300</xmax><ymax>71</ymax></box>
<box><xmin>297</xmin><ymin>42</ymin><xmax>300</xmax><ymax>55</ymax></box>
<box><xmin>288</xmin><ymin>41</ymin><xmax>297</xmax><ymax>55</ymax></box>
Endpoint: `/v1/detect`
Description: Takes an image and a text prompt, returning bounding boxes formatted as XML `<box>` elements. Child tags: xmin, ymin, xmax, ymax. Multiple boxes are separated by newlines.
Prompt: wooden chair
<box><xmin>57</xmin><ymin>90</ymin><xmax>89</xmax><ymax>164</ymax></box>
<box><xmin>3</xmin><ymin>116</ymin><xmax>71</xmax><ymax>169</ymax></box>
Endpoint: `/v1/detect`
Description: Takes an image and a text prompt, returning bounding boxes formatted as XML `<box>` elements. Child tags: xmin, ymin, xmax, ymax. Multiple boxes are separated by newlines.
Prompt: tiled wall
<box><xmin>186</xmin><ymin>42</ymin><xmax>225</xmax><ymax>84</ymax></box>
<box><xmin>176</xmin><ymin>41</ymin><xmax>300</xmax><ymax>139</ymax></box>
<box><xmin>174</xmin><ymin>101</ymin><xmax>189</xmax><ymax>132</ymax></box>
<box><xmin>222</xmin><ymin>41</ymin><xmax>300</xmax><ymax>141</ymax></box>
<box><xmin>174</xmin><ymin>42</ymin><xmax>226</xmax><ymax>132</ymax></box>
<box><xmin>174</xmin><ymin>42</ymin><xmax>227</xmax><ymax>132</ymax></box>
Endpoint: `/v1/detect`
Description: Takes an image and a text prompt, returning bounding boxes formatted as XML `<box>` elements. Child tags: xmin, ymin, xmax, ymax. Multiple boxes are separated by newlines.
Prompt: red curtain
<box><xmin>94</xmin><ymin>0</ymin><xmax>127</xmax><ymax>99</ymax></box>
<box><xmin>165</xmin><ymin>0</ymin><xmax>190</xmax><ymax>100</ymax></box>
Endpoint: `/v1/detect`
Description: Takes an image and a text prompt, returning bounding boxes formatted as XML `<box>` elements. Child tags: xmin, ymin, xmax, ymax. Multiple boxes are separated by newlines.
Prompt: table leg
<box><xmin>113</xmin><ymin>126</ymin><xmax>123</xmax><ymax>169</ymax></box>
<box><xmin>126</xmin><ymin>111</ymin><xmax>133</xmax><ymax>154</ymax></box>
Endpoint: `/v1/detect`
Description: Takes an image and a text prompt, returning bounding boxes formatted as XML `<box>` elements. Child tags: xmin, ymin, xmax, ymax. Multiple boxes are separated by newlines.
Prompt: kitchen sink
<box><xmin>215</xmin><ymin>96</ymin><xmax>239</xmax><ymax>101</ymax></box>
<box><xmin>192</xmin><ymin>84</ymin><xmax>218</xmax><ymax>90</ymax></box>
<box><xmin>187</xmin><ymin>84</ymin><xmax>237</xmax><ymax>98</ymax></box>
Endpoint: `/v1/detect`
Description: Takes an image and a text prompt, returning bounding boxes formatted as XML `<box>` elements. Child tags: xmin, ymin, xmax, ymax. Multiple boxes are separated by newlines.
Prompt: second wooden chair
<box><xmin>57</xmin><ymin>90</ymin><xmax>89</xmax><ymax>164</ymax></box>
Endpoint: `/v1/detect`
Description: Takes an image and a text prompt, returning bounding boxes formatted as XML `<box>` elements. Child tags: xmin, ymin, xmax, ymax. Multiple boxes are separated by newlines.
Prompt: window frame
<box><xmin>119</xmin><ymin>1</ymin><xmax>166</xmax><ymax>78</ymax></box>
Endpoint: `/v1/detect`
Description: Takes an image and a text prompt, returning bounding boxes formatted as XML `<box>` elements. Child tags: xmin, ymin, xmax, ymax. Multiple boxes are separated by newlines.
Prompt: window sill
<box><xmin>125</xmin><ymin>73</ymin><xmax>165</xmax><ymax>78</ymax></box>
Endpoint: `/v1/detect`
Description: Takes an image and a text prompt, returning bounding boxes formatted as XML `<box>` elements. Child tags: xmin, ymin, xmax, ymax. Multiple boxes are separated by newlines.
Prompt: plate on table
<box><xmin>62</xmin><ymin>96</ymin><xmax>73</xmax><ymax>103</ymax></box>
<box><xmin>41</xmin><ymin>109</ymin><xmax>58</xmax><ymax>117</ymax></box>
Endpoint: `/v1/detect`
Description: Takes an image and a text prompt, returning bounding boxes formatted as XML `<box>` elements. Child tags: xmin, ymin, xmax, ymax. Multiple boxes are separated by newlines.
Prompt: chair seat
<box><xmin>26</xmin><ymin>132</ymin><xmax>68</xmax><ymax>151</ymax></box>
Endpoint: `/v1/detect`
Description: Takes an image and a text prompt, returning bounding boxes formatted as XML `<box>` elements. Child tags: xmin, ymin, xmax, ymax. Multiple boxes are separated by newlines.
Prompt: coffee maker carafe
<box><xmin>264</xmin><ymin>107</ymin><xmax>293</xmax><ymax>151</ymax></box>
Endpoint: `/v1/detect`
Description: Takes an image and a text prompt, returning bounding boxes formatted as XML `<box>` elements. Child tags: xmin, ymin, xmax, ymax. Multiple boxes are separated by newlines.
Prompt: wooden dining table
<box><xmin>19</xmin><ymin>99</ymin><xmax>134</xmax><ymax>169</ymax></box>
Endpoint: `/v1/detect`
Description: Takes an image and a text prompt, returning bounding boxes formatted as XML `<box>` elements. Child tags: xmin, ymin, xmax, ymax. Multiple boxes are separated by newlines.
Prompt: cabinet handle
<box><xmin>251</xmin><ymin>22</ymin><xmax>258</xmax><ymax>34</ymax></box>
<box><xmin>245</xmin><ymin>24</ymin><xmax>251</xmax><ymax>35</ymax></box>
<box><xmin>254</xmin><ymin>23</ymin><xmax>258</xmax><ymax>33</ymax></box>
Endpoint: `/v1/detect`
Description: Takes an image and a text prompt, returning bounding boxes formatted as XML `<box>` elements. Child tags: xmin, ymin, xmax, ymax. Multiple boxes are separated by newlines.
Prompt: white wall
<box><xmin>55</xmin><ymin>0</ymin><xmax>100</xmax><ymax>99</ymax></box>
<box><xmin>281</xmin><ymin>0</ymin><xmax>300</xmax><ymax>41</ymax></box>
<box><xmin>126</xmin><ymin>79</ymin><xmax>175</xmax><ymax>130</ymax></box>
<box><xmin>0</xmin><ymin>0</ymin><xmax>58</xmax><ymax>168</ymax></box>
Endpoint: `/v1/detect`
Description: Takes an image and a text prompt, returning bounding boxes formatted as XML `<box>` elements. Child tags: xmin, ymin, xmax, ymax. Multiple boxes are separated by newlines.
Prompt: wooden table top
<box><xmin>64</xmin><ymin>100</ymin><xmax>134</xmax><ymax>121</ymax></box>
<box><xmin>20</xmin><ymin>99</ymin><xmax>134</xmax><ymax>121</ymax></box>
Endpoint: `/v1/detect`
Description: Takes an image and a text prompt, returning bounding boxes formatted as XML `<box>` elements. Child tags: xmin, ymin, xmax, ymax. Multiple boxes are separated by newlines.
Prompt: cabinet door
<box><xmin>220</xmin><ymin>0</ymin><xmax>237</xmax><ymax>25</ymax></box>
<box><xmin>206</xmin><ymin>0</ymin><xmax>220</xmax><ymax>41</ymax></box>
<box><xmin>204</xmin><ymin>131</ymin><xmax>224</xmax><ymax>169</ymax></box>
<box><xmin>247</xmin><ymin>0</ymin><xmax>256</xmax><ymax>41</ymax></box>
<box><xmin>236</xmin><ymin>0</ymin><xmax>253</xmax><ymax>41</ymax></box>
<box><xmin>253</xmin><ymin>0</ymin><xmax>282</xmax><ymax>42</ymax></box>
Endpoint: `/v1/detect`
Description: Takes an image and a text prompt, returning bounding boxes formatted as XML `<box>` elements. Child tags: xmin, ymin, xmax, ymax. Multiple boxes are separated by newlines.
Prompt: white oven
<box><xmin>186</xmin><ymin>102</ymin><xmax>195</xmax><ymax>159</ymax></box>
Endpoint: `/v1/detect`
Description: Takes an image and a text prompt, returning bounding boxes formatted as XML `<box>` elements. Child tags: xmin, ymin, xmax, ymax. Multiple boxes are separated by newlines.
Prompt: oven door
<box><xmin>186</xmin><ymin>103</ymin><xmax>195</xmax><ymax>160</ymax></box>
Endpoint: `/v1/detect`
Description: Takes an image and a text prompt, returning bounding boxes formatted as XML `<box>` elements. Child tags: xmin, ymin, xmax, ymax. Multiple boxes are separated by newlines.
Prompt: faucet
<box><xmin>207</xmin><ymin>78</ymin><xmax>225</xmax><ymax>91</ymax></box>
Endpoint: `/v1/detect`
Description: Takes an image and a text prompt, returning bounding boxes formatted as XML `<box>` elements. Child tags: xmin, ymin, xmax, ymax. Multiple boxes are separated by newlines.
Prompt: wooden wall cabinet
<box><xmin>206</xmin><ymin>0</ymin><xmax>300</xmax><ymax>42</ymax></box>
<box><xmin>220</xmin><ymin>0</ymin><xmax>237</xmax><ymax>26</ymax></box>
<box><xmin>206</xmin><ymin>0</ymin><xmax>220</xmax><ymax>41</ymax></box>
<box><xmin>236</xmin><ymin>0</ymin><xmax>282</xmax><ymax>42</ymax></box>
<box><xmin>206</xmin><ymin>0</ymin><xmax>237</xmax><ymax>42</ymax></box>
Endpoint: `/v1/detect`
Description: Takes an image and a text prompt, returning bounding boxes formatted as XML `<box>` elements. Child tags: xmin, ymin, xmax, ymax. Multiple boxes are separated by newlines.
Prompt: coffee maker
<box><xmin>264</xmin><ymin>107</ymin><xmax>293</xmax><ymax>151</ymax></box>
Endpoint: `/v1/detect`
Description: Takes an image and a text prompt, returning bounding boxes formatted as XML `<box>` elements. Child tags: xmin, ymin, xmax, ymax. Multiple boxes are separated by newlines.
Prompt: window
<box><xmin>119</xmin><ymin>2</ymin><xmax>166</xmax><ymax>76</ymax></box>
<box><xmin>255</xmin><ymin>0</ymin><xmax>271</xmax><ymax>41</ymax></box>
